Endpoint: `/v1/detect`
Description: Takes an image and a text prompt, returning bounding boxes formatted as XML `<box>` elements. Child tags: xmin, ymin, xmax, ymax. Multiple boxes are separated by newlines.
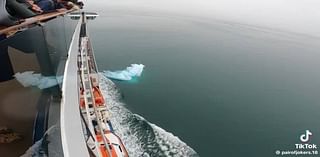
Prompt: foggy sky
<box><xmin>84</xmin><ymin>0</ymin><xmax>320</xmax><ymax>38</ymax></box>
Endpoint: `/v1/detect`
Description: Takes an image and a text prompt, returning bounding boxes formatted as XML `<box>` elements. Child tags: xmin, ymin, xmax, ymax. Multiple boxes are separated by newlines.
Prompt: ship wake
<box><xmin>99</xmin><ymin>74</ymin><xmax>199</xmax><ymax>157</ymax></box>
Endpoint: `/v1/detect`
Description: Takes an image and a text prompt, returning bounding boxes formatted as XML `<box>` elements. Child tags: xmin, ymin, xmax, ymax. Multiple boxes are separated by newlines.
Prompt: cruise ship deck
<box><xmin>0</xmin><ymin>47</ymin><xmax>40</xmax><ymax>156</ymax></box>
<box><xmin>0</xmin><ymin>9</ymin><xmax>78</xmax><ymax>156</ymax></box>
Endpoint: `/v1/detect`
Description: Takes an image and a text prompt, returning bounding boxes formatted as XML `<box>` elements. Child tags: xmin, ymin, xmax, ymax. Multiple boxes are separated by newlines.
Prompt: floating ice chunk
<box><xmin>126</xmin><ymin>64</ymin><xmax>144</xmax><ymax>77</ymax></box>
<box><xmin>103</xmin><ymin>71</ymin><xmax>132</xmax><ymax>81</ymax></box>
<box><xmin>14</xmin><ymin>71</ymin><xmax>62</xmax><ymax>89</ymax></box>
<box><xmin>102</xmin><ymin>64</ymin><xmax>145</xmax><ymax>81</ymax></box>
<box><xmin>14</xmin><ymin>71</ymin><xmax>41</xmax><ymax>87</ymax></box>
<box><xmin>38</xmin><ymin>76</ymin><xmax>63</xmax><ymax>89</ymax></box>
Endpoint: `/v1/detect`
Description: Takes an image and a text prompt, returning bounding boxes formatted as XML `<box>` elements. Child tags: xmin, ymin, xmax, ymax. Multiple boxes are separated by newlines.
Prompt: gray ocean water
<box><xmin>85</xmin><ymin>1</ymin><xmax>320</xmax><ymax>156</ymax></box>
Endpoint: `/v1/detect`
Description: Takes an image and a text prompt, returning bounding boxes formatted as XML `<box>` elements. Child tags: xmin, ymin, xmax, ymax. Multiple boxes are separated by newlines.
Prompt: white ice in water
<box><xmin>14</xmin><ymin>71</ymin><xmax>62</xmax><ymax>89</ymax></box>
<box><xmin>102</xmin><ymin>64</ymin><xmax>145</xmax><ymax>81</ymax></box>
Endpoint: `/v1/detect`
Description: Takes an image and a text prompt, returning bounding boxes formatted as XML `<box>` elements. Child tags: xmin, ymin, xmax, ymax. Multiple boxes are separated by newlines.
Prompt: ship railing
<box><xmin>0</xmin><ymin>8</ymin><xmax>77</xmax><ymax>36</ymax></box>
<box><xmin>77</xmin><ymin>14</ymin><xmax>113</xmax><ymax>157</ymax></box>
<box><xmin>60</xmin><ymin>13</ymin><xmax>90</xmax><ymax>157</ymax></box>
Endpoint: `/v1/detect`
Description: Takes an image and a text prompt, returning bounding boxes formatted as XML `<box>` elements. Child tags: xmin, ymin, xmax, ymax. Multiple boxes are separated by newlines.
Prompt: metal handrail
<box><xmin>60</xmin><ymin>14</ymin><xmax>89</xmax><ymax>157</ymax></box>
<box><xmin>0</xmin><ymin>9</ymin><xmax>77</xmax><ymax>35</ymax></box>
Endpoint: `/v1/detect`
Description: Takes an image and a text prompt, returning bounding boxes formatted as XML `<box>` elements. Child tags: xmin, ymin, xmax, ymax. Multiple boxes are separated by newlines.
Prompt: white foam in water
<box><xmin>102</xmin><ymin>64</ymin><xmax>145</xmax><ymax>81</ymax></box>
<box><xmin>14</xmin><ymin>71</ymin><xmax>62</xmax><ymax>89</ymax></box>
<box><xmin>99</xmin><ymin>74</ymin><xmax>199</xmax><ymax>157</ymax></box>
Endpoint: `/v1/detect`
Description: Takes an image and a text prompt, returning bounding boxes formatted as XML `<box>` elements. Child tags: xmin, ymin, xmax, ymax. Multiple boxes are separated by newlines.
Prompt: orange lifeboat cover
<box><xmin>93</xmin><ymin>87</ymin><xmax>105</xmax><ymax>106</ymax></box>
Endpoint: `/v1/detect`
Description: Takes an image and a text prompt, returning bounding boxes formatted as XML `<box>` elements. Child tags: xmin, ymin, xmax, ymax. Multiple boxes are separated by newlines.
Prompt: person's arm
<box><xmin>25</xmin><ymin>0</ymin><xmax>43</xmax><ymax>13</ymax></box>
<box><xmin>5</xmin><ymin>0</ymin><xmax>37</xmax><ymax>18</ymax></box>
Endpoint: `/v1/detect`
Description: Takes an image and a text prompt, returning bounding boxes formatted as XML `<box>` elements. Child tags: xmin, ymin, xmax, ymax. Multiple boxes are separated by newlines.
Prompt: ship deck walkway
<box><xmin>0</xmin><ymin>47</ymin><xmax>41</xmax><ymax>156</ymax></box>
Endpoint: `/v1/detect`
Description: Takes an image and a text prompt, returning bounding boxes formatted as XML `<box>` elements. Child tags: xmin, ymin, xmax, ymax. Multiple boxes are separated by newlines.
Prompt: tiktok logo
<box><xmin>300</xmin><ymin>130</ymin><xmax>312</xmax><ymax>143</ymax></box>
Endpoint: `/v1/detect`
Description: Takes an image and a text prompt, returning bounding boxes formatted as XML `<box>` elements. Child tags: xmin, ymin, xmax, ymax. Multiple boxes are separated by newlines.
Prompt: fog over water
<box><xmin>83</xmin><ymin>0</ymin><xmax>320</xmax><ymax>156</ymax></box>
<box><xmin>84</xmin><ymin>0</ymin><xmax>320</xmax><ymax>38</ymax></box>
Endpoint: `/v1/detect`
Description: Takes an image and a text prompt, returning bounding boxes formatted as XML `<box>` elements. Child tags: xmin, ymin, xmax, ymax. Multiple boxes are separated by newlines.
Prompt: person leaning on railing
<box><xmin>2</xmin><ymin>0</ymin><xmax>83</xmax><ymax>26</ymax></box>
<box><xmin>6</xmin><ymin>0</ymin><xmax>83</xmax><ymax>17</ymax></box>
<box><xmin>32</xmin><ymin>0</ymin><xmax>83</xmax><ymax>12</ymax></box>
<box><xmin>5</xmin><ymin>0</ymin><xmax>41</xmax><ymax>18</ymax></box>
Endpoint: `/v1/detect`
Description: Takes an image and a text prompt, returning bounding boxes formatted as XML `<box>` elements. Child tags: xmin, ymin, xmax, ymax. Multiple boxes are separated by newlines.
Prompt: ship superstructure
<box><xmin>77</xmin><ymin>13</ymin><xmax>128</xmax><ymax>157</ymax></box>
<box><xmin>0</xmin><ymin>7</ymin><xmax>128</xmax><ymax>156</ymax></box>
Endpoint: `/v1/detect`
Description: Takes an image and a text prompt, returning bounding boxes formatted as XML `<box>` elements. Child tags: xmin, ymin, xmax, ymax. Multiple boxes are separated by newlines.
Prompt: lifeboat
<box><xmin>78</xmin><ymin>29</ymin><xmax>128</xmax><ymax>157</ymax></box>
<box><xmin>93</xmin><ymin>86</ymin><xmax>105</xmax><ymax>106</ymax></box>
<box><xmin>80</xmin><ymin>88</ymin><xmax>85</xmax><ymax>108</ymax></box>
<box><xmin>79</xmin><ymin>86</ymin><xmax>105</xmax><ymax>108</ymax></box>
<box><xmin>96</xmin><ymin>131</ymin><xmax>129</xmax><ymax>157</ymax></box>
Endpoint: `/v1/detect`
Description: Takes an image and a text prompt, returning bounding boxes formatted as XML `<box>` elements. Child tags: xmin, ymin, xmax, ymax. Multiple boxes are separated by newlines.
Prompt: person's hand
<box><xmin>31</xmin><ymin>4</ymin><xmax>43</xmax><ymax>13</ymax></box>
<box><xmin>26</xmin><ymin>0</ymin><xmax>43</xmax><ymax>13</ymax></box>
<box><xmin>32</xmin><ymin>4</ymin><xmax>43</xmax><ymax>13</ymax></box>
<box><xmin>67</xmin><ymin>2</ymin><xmax>80</xmax><ymax>10</ymax></box>
<box><xmin>56</xmin><ymin>8</ymin><xmax>68</xmax><ymax>12</ymax></box>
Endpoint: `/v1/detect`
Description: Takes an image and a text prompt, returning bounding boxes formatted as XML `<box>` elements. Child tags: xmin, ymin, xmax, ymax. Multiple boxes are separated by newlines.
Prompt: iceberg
<box><xmin>102</xmin><ymin>64</ymin><xmax>145</xmax><ymax>81</ymax></box>
<box><xmin>14</xmin><ymin>71</ymin><xmax>63</xmax><ymax>89</ymax></box>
